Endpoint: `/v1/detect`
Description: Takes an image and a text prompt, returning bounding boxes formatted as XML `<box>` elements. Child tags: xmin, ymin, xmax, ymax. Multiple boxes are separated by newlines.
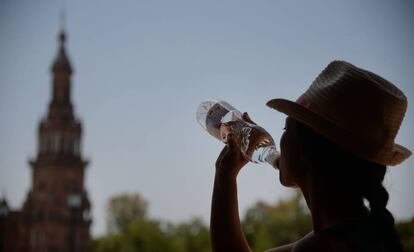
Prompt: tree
<box><xmin>106</xmin><ymin>193</ymin><xmax>148</xmax><ymax>233</ymax></box>
<box><xmin>242</xmin><ymin>190</ymin><xmax>312</xmax><ymax>252</ymax></box>
<box><xmin>91</xmin><ymin>219</ymin><xmax>180</xmax><ymax>252</ymax></box>
<box><xmin>172</xmin><ymin>217</ymin><xmax>211</xmax><ymax>252</ymax></box>
<box><xmin>92</xmin><ymin>191</ymin><xmax>413</xmax><ymax>252</ymax></box>
<box><xmin>396</xmin><ymin>218</ymin><xmax>414</xmax><ymax>252</ymax></box>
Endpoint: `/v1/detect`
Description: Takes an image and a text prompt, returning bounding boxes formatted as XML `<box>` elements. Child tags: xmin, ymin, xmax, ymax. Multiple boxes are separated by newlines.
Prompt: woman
<box><xmin>210</xmin><ymin>61</ymin><xmax>411</xmax><ymax>252</ymax></box>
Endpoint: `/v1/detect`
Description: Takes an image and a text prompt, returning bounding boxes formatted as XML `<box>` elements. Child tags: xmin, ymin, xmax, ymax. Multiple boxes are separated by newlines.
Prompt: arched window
<box><xmin>52</xmin><ymin>134</ymin><xmax>57</xmax><ymax>153</ymax></box>
<box><xmin>45</xmin><ymin>135</ymin><xmax>51</xmax><ymax>153</ymax></box>
<box><xmin>56</xmin><ymin>134</ymin><xmax>61</xmax><ymax>153</ymax></box>
<box><xmin>39</xmin><ymin>136</ymin><xmax>45</xmax><ymax>153</ymax></box>
<box><xmin>67</xmin><ymin>138</ymin><xmax>73</xmax><ymax>154</ymax></box>
<box><xmin>74</xmin><ymin>138</ymin><xmax>80</xmax><ymax>155</ymax></box>
<box><xmin>62</xmin><ymin>136</ymin><xmax>68</xmax><ymax>153</ymax></box>
<box><xmin>42</xmin><ymin>136</ymin><xmax>46</xmax><ymax>153</ymax></box>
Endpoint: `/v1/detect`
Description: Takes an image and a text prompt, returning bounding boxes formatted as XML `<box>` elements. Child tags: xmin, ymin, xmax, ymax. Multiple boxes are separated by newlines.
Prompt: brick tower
<box><xmin>21</xmin><ymin>29</ymin><xmax>92</xmax><ymax>252</ymax></box>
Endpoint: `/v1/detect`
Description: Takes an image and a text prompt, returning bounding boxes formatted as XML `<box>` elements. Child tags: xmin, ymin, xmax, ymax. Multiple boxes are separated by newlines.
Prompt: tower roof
<box><xmin>51</xmin><ymin>30</ymin><xmax>73</xmax><ymax>74</ymax></box>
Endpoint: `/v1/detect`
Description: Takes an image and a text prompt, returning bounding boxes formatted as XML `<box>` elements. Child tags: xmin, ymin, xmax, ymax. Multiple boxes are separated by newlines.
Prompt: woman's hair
<box><xmin>293</xmin><ymin>119</ymin><xmax>403</xmax><ymax>251</ymax></box>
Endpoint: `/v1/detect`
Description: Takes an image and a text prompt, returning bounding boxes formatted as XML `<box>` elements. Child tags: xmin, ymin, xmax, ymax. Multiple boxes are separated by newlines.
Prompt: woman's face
<box><xmin>278</xmin><ymin>117</ymin><xmax>303</xmax><ymax>187</ymax></box>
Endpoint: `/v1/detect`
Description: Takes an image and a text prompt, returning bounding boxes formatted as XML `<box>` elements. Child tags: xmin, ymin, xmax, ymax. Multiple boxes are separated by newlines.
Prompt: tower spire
<box><xmin>51</xmin><ymin>31</ymin><xmax>72</xmax><ymax>74</ymax></box>
<box><xmin>1</xmin><ymin>6</ymin><xmax>91</xmax><ymax>251</ymax></box>
<box><xmin>48</xmin><ymin>13</ymin><xmax>74</xmax><ymax>120</ymax></box>
<box><xmin>52</xmin><ymin>1</ymin><xmax>71</xmax><ymax>75</ymax></box>
<box><xmin>59</xmin><ymin>6</ymin><xmax>66</xmax><ymax>47</ymax></box>
<box><xmin>60</xmin><ymin>2</ymin><xmax>66</xmax><ymax>33</ymax></box>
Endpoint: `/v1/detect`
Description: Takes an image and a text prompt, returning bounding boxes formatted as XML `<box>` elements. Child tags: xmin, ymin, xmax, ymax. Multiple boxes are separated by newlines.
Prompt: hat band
<box><xmin>296</xmin><ymin>96</ymin><xmax>311</xmax><ymax>109</ymax></box>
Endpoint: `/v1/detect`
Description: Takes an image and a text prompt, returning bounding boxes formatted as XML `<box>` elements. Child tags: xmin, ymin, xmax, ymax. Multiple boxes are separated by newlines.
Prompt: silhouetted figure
<box><xmin>210</xmin><ymin>61</ymin><xmax>411</xmax><ymax>252</ymax></box>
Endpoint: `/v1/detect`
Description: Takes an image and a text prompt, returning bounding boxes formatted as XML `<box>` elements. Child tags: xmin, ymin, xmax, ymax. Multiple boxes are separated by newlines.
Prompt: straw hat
<box><xmin>267</xmin><ymin>60</ymin><xmax>411</xmax><ymax>166</ymax></box>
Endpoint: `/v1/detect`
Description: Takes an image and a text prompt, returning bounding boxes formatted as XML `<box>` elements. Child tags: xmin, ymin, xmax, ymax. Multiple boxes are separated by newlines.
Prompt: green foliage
<box><xmin>396</xmin><ymin>218</ymin><xmax>414</xmax><ymax>252</ymax></box>
<box><xmin>106</xmin><ymin>193</ymin><xmax>148</xmax><ymax>233</ymax></box>
<box><xmin>89</xmin><ymin>234</ymin><xmax>123</xmax><ymax>252</ymax></box>
<box><xmin>242</xmin><ymin>190</ymin><xmax>312</xmax><ymax>251</ymax></box>
<box><xmin>92</xmin><ymin>192</ymin><xmax>414</xmax><ymax>252</ymax></box>
<box><xmin>93</xmin><ymin>193</ymin><xmax>210</xmax><ymax>252</ymax></box>
<box><xmin>91</xmin><ymin>220</ymin><xmax>177</xmax><ymax>252</ymax></box>
<box><xmin>171</xmin><ymin>218</ymin><xmax>211</xmax><ymax>252</ymax></box>
<box><xmin>91</xmin><ymin>218</ymin><xmax>210</xmax><ymax>252</ymax></box>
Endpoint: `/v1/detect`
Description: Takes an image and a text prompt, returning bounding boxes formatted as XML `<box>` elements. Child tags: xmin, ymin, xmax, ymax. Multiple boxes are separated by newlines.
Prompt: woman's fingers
<box><xmin>220</xmin><ymin>123</ymin><xmax>232</xmax><ymax>143</ymax></box>
<box><xmin>242</xmin><ymin>112</ymin><xmax>257</xmax><ymax>125</ymax></box>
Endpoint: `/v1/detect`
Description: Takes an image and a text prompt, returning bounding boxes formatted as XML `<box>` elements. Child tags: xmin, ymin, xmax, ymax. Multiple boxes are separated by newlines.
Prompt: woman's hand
<box><xmin>215</xmin><ymin>113</ymin><xmax>256</xmax><ymax>177</ymax></box>
<box><xmin>215</xmin><ymin>135</ymin><xmax>248</xmax><ymax>177</ymax></box>
<box><xmin>211</xmin><ymin>113</ymin><xmax>256</xmax><ymax>252</ymax></box>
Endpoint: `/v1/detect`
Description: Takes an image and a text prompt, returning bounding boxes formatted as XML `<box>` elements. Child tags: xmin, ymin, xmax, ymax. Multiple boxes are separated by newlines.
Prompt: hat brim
<box><xmin>266</xmin><ymin>98</ymin><xmax>412</xmax><ymax>166</ymax></box>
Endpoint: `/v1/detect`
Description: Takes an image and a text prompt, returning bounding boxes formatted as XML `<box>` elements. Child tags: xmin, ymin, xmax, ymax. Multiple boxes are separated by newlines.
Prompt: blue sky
<box><xmin>1</xmin><ymin>0</ymin><xmax>413</xmax><ymax>236</ymax></box>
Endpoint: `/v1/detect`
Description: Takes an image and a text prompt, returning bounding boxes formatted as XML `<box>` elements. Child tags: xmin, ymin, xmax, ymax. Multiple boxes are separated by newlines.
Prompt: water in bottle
<box><xmin>196</xmin><ymin>100</ymin><xmax>280</xmax><ymax>166</ymax></box>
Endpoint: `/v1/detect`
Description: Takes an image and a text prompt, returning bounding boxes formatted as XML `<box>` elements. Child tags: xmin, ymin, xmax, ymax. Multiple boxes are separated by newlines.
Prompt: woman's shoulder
<box><xmin>291</xmin><ymin>231</ymin><xmax>356</xmax><ymax>252</ymax></box>
<box><xmin>263</xmin><ymin>232</ymin><xmax>313</xmax><ymax>252</ymax></box>
<box><xmin>265</xmin><ymin>231</ymin><xmax>359</xmax><ymax>252</ymax></box>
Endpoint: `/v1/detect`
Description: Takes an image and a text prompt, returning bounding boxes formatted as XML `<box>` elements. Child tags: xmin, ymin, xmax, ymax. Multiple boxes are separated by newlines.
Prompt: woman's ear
<box><xmin>294</xmin><ymin>124</ymin><xmax>314</xmax><ymax>185</ymax></box>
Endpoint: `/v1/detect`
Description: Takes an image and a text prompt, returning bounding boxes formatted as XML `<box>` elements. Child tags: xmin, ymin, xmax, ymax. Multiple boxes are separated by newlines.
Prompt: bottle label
<box><xmin>205</xmin><ymin>102</ymin><xmax>236</xmax><ymax>139</ymax></box>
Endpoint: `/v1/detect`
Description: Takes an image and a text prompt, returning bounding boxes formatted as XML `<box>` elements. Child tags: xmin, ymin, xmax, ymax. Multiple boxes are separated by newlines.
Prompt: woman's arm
<box><xmin>211</xmin><ymin>169</ymin><xmax>251</xmax><ymax>251</ymax></box>
<box><xmin>210</xmin><ymin>137</ymin><xmax>251</xmax><ymax>252</ymax></box>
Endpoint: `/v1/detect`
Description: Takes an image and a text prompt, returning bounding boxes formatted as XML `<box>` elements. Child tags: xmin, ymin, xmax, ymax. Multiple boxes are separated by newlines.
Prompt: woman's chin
<box><xmin>279</xmin><ymin>176</ymin><xmax>299</xmax><ymax>188</ymax></box>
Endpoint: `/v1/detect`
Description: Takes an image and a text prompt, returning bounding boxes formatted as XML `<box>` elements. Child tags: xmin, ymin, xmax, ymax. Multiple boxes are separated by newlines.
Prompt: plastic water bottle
<box><xmin>196</xmin><ymin>100</ymin><xmax>280</xmax><ymax>167</ymax></box>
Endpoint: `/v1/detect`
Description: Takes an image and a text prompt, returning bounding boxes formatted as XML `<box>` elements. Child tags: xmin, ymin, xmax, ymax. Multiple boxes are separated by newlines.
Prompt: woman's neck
<box><xmin>299</xmin><ymin>178</ymin><xmax>368</xmax><ymax>233</ymax></box>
